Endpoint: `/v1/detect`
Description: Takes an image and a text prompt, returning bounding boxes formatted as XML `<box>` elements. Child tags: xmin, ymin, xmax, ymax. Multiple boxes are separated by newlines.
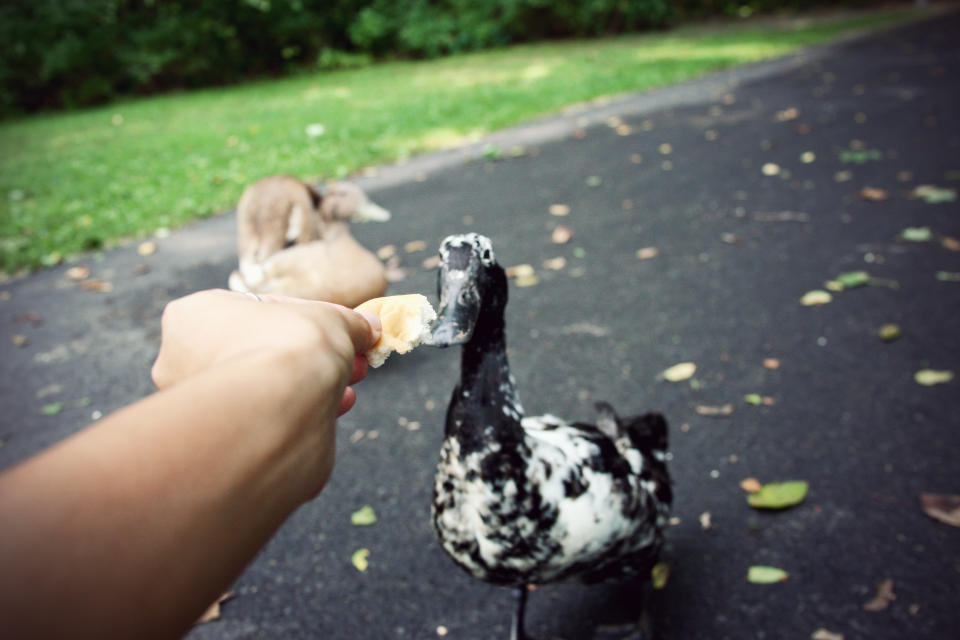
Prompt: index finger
<box><xmin>261</xmin><ymin>295</ymin><xmax>381</xmax><ymax>354</ymax></box>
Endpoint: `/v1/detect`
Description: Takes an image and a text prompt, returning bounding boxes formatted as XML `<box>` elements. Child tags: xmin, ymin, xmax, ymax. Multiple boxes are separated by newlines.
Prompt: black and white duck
<box><xmin>428</xmin><ymin>233</ymin><xmax>672</xmax><ymax>640</ymax></box>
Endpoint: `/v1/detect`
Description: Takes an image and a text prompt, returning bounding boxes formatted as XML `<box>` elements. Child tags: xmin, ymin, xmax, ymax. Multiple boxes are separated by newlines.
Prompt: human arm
<box><xmin>0</xmin><ymin>290</ymin><xmax>379</xmax><ymax>639</ymax></box>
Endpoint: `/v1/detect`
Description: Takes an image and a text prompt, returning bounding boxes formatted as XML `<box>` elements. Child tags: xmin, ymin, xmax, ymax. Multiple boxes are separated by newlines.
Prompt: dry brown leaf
<box><xmin>551</xmin><ymin>226</ymin><xmax>573</xmax><ymax>244</ymax></box>
<box><xmin>616</xmin><ymin>124</ymin><xmax>633</xmax><ymax>136</ymax></box>
<box><xmin>421</xmin><ymin>255</ymin><xmax>441</xmax><ymax>270</ymax></box>
<box><xmin>919</xmin><ymin>493</ymin><xmax>960</xmax><ymax>527</ymax></box>
<box><xmin>941</xmin><ymin>236</ymin><xmax>960</xmax><ymax>251</ymax></box>
<box><xmin>859</xmin><ymin>187</ymin><xmax>888</xmax><ymax>201</ymax></box>
<box><xmin>505</xmin><ymin>264</ymin><xmax>535</xmax><ymax>279</ymax></box>
<box><xmin>80</xmin><ymin>279</ymin><xmax>113</xmax><ymax>293</ymax></box>
<box><xmin>196</xmin><ymin>592</ymin><xmax>234</xmax><ymax>624</ymax></box>
<box><xmin>137</xmin><ymin>241</ymin><xmax>157</xmax><ymax>256</ymax></box>
<box><xmin>775</xmin><ymin>107</ymin><xmax>799</xmax><ymax>122</ymax></box>
<box><xmin>863</xmin><ymin>579</ymin><xmax>895</xmax><ymax>612</ymax></box>
<box><xmin>636</xmin><ymin>247</ymin><xmax>659</xmax><ymax>260</ymax></box>
<box><xmin>65</xmin><ymin>266</ymin><xmax>90</xmax><ymax>280</ymax></box>
<box><xmin>811</xmin><ymin>629</ymin><xmax>844</xmax><ymax>640</ymax></box>
<box><xmin>542</xmin><ymin>257</ymin><xmax>567</xmax><ymax>270</ymax></box>
<box><xmin>549</xmin><ymin>203</ymin><xmax>571</xmax><ymax>217</ymax></box>
<box><xmin>695</xmin><ymin>404</ymin><xmax>734</xmax><ymax>417</ymax></box>
<box><xmin>740</xmin><ymin>477</ymin><xmax>763</xmax><ymax>493</ymax></box>
<box><xmin>376</xmin><ymin>244</ymin><xmax>397</xmax><ymax>260</ymax></box>
<box><xmin>763</xmin><ymin>358</ymin><xmax>781</xmax><ymax>370</ymax></box>
<box><xmin>404</xmin><ymin>240</ymin><xmax>427</xmax><ymax>253</ymax></box>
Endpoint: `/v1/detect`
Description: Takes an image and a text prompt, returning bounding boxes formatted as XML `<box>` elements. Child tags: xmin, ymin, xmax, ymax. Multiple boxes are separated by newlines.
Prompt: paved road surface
<box><xmin>2</xmin><ymin>9</ymin><xmax>958</xmax><ymax>640</ymax></box>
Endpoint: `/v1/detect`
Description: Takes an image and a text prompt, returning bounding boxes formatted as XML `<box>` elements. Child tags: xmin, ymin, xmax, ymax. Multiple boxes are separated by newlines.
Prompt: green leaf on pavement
<box><xmin>747</xmin><ymin>565</ymin><xmax>789</xmax><ymax>584</ymax></box>
<box><xmin>879</xmin><ymin>324</ymin><xmax>901</xmax><ymax>342</ymax></box>
<box><xmin>651</xmin><ymin>563</ymin><xmax>670</xmax><ymax>590</ymax></box>
<box><xmin>835</xmin><ymin>270</ymin><xmax>870</xmax><ymax>289</ymax></box>
<box><xmin>351</xmin><ymin>548</ymin><xmax>370</xmax><ymax>572</ymax></box>
<box><xmin>936</xmin><ymin>271</ymin><xmax>960</xmax><ymax>282</ymax></box>
<box><xmin>914</xmin><ymin>369</ymin><xmax>954</xmax><ymax>386</ymax></box>
<box><xmin>744</xmin><ymin>394</ymin><xmax>763</xmax><ymax>406</ymax></box>
<box><xmin>747</xmin><ymin>481</ymin><xmax>809</xmax><ymax>509</ymax></box>
<box><xmin>900</xmin><ymin>226</ymin><xmax>932</xmax><ymax>242</ymax></box>
<box><xmin>350</xmin><ymin>505</ymin><xmax>378</xmax><ymax>526</ymax></box>
<box><xmin>41</xmin><ymin>402</ymin><xmax>63</xmax><ymax>416</ymax></box>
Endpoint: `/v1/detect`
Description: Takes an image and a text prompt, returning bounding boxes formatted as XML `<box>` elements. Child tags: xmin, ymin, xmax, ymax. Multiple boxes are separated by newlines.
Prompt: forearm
<box><xmin>0</xmin><ymin>347</ymin><xmax>340</xmax><ymax>639</ymax></box>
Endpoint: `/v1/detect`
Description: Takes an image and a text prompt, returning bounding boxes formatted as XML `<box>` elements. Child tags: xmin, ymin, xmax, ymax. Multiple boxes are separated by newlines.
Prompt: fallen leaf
<box><xmin>748</xmin><ymin>481</ymin><xmax>809</xmax><ymax>509</ymax></box>
<box><xmin>437</xmin><ymin>625</ymin><xmax>449</xmax><ymax>636</ymax></box>
<box><xmin>800</xmin><ymin>151</ymin><xmax>816</xmax><ymax>163</ymax></box>
<box><xmin>659</xmin><ymin>362</ymin><xmax>696</xmax><ymax>382</ymax></box>
<box><xmin>658</xmin><ymin>143</ymin><xmax>673</xmax><ymax>155</ymax></box>
<box><xmin>695</xmin><ymin>404</ymin><xmax>734</xmax><ymax>417</ymax></box>
<box><xmin>811</xmin><ymin>628</ymin><xmax>844</xmax><ymax>640</ymax></box>
<box><xmin>542</xmin><ymin>257</ymin><xmax>566</xmax><ymax>270</ymax></box>
<box><xmin>11</xmin><ymin>334</ymin><xmax>29</xmax><ymax>347</ymax></box>
<box><xmin>699</xmin><ymin>512</ymin><xmax>712</xmax><ymax>530</ymax></box>
<box><xmin>761</xmin><ymin>163</ymin><xmax>781</xmax><ymax>176</ymax></box>
<box><xmin>404</xmin><ymin>240</ymin><xmax>427</xmax><ymax>253</ymax></box>
<box><xmin>551</xmin><ymin>226</ymin><xmax>573</xmax><ymax>244</ymax></box>
<box><xmin>651</xmin><ymin>563</ymin><xmax>670</xmax><ymax>589</ymax></box>
<box><xmin>919</xmin><ymin>493</ymin><xmax>960</xmax><ymax>527</ymax></box>
<box><xmin>879</xmin><ymin>324</ymin><xmax>901</xmax><ymax>342</ymax></box>
<box><xmin>900</xmin><ymin>227</ymin><xmax>932</xmax><ymax>242</ymax></box>
<box><xmin>385</xmin><ymin>267</ymin><xmax>407</xmax><ymax>283</ymax></box>
<box><xmin>801</xmin><ymin>290</ymin><xmax>832</xmax><ymax>306</ymax></box>
<box><xmin>935</xmin><ymin>271</ymin><xmax>960</xmax><ymax>282</ymax></box>
<box><xmin>775</xmin><ymin>107</ymin><xmax>799</xmax><ymax>122</ymax></box>
<box><xmin>740</xmin><ymin>478</ymin><xmax>763</xmax><ymax>493</ymax></box>
<box><xmin>835</xmin><ymin>270</ymin><xmax>871</xmax><ymax>289</ymax></box>
<box><xmin>549</xmin><ymin>204</ymin><xmax>570</xmax><ymax>216</ymax></box>
<box><xmin>859</xmin><ymin>187</ymin><xmax>888</xmax><ymax>201</ymax></box>
<box><xmin>505</xmin><ymin>264</ymin><xmax>535</xmax><ymax>279</ymax></box>
<box><xmin>80</xmin><ymin>279</ymin><xmax>113</xmax><ymax>293</ymax></box>
<box><xmin>376</xmin><ymin>244</ymin><xmax>397</xmax><ymax>260</ymax></box>
<box><xmin>616</xmin><ymin>124</ymin><xmax>633</xmax><ymax>136</ymax></box>
<box><xmin>763</xmin><ymin>358</ymin><xmax>780</xmax><ymax>370</ymax></box>
<box><xmin>834</xmin><ymin>170</ymin><xmax>853</xmax><ymax>183</ymax></box>
<box><xmin>585</xmin><ymin>176</ymin><xmax>602</xmax><ymax>187</ymax></box>
<box><xmin>41</xmin><ymin>402</ymin><xmax>64</xmax><ymax>416</ymax></box>
<box><xmin>744</xmin><ymin>394</ymin><xmax>763</xmax><ymax>406</ymax></box>
<box><xmin>515</xmin><ymin>274</ymin><xmax>540</xmax><ymax>287</ymax></box>
<box><xmin>754</xmin><ymin>211</ymin><xmax>810</xmax><ymax>223</ymax></box>
<box><xmin>351</xmin><ymin>548</ymin><xmax>371</xmax><ymax>572</ymax></box>
<box><xmin>636</xmin><ymin>247</ymin><xmax>659</xmax><ymax>260</ymax></box>
<box><xmin>421</xmin><ymin>255</ymin><xmax>441</xmax><ymax>270</ymax></box>
<box><xmin>350</xmin><ymin>505</ymin><xmax>378</xmax><ymax>526</ymax></box>
<box><xmin>747</xmin><ymin>566</ymin><xmax>789</xmax><ymax>584</ymax></box>
<box><xmin>863</xmin><ymin>578</ymin><xmax>896</xmax><ymax>611</ymax></box>
<box><xmin>137</xmin><ymin>241</ymin><xmax>157</xmax><ymax>256</ymax></box>
<box><xmin>65</xmin><ymin>266</ymin><xmax>90</xmax><ymax>280</ymax></box>
<box><xmin>840</xmin><ymin>149</ymin><xmax>883</xmax><ymax>164</ymax></box>
<box><xmin>720</xmin><ymin>232</ymin><xmax>738</xmax><ymax>244</ymax></box>
<box><xmin>912</xmin><ymin>185</ymin><xmax>957</xmax><ymax>203</ymax></box>
<box><xmin>914</xmin><ymin>369</ymin><xmax>954</xmax><ymax>386</ymax></box>
<box><xmin>196</xmin><ymin>592</ymin><xmax>234</xmax><ymax>625</ymax></box>
<box><xmin>941</xmin><ymin>236</ymin><xmax>960</xmax><ymax>251</ymax></box>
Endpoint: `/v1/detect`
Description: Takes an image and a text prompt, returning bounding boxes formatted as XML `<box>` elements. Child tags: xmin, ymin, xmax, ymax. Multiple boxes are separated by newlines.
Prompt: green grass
<box><xmin>0</xmin><ymin>7</ymin><xmax>920</xmax><ymax>274</ymax></box>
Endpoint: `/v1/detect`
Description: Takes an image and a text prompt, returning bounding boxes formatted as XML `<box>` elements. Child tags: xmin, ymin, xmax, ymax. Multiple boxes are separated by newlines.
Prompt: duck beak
<box><xmin>354</xmin><ymin>200</ymin><xmax>391</xmax><ymax>222</ymax></box>
<box><xmin>429</xmin><ymin>269</ymin><xmax>480</xmax><ymax>347</ymax></box>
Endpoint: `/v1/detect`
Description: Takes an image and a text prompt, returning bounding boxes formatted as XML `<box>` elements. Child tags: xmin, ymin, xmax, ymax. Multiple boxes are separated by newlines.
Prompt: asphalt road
<box><xmin>2</xmin><ymin>9</ymin><xmax>959</xmax><ymax>640</ymax></box>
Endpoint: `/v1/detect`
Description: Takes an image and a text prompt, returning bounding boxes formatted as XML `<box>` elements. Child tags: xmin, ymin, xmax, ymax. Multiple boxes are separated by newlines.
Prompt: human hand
<box><xmin>151</xmin><ymin>290</ymin><xmax>380</xmax><ymax>415</ymax></box>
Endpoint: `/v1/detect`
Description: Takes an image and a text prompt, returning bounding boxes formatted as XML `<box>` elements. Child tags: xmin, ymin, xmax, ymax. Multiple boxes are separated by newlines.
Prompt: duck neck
<box><xmin>447</xmin><ymin>306</ymin><xmax>525</xmax><ymax>452</ymax></box>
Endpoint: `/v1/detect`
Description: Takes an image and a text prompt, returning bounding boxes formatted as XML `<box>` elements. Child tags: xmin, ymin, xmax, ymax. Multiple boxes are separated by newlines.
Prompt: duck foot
<box><xmin>508</xmin><ymin>585</ymin><xmax>533</xmax><ymax>640</ymax></box>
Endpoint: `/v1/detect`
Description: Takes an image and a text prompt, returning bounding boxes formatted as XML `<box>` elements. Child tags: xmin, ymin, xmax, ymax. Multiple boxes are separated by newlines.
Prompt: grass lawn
<box><xmin>0</xmin><ymin>6</ymin><xmax>922</xmax><ymax>275</ymax></box>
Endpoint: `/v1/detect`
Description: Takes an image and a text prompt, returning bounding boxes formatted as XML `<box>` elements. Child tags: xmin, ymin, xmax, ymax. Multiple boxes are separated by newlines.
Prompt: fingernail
<box><xmin>357</xmin><ymin>309</ymin><xmax>381</xmax><ymax>338</ymax></box>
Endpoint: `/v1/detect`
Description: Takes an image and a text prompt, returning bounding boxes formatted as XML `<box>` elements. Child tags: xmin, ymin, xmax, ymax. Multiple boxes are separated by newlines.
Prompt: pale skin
<box><xmin>0</xmin><ymin>289</ymin><xmax>381</xmax><ymax>640</ymax></box>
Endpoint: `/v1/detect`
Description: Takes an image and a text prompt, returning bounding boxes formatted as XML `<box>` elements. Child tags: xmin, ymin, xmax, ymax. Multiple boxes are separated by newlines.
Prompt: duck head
<box><xmin>430</xmin><ymin>233</ymin><xmax>507</xmax><ymax>347</ymax></box>
<box><xmin>319</xmin><ymin>182</ymin><xmax>391</xmax><ymax>223</ymax></box>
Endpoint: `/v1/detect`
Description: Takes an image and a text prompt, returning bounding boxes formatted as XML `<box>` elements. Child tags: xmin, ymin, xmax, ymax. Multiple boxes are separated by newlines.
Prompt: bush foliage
<box><xmin>0</xmin><ymin>0</ymin><xmax>881</xmax><ymax>116</ymax></box>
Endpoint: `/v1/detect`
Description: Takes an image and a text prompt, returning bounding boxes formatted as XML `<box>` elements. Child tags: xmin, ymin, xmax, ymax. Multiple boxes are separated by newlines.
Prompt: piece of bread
<box><xmin>355</xmin><ymin>294</ymin><xmax>437</xmax><ymax>368</ymax></box>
